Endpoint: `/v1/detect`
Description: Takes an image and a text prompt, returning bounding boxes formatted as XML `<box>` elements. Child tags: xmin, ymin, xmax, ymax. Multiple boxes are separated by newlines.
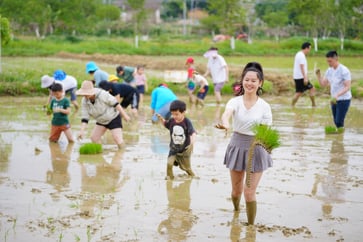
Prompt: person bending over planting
<box><xmin>76</xmin><ymin>81</ymin><xmax>130</xmax><ymax>149</ymax></box>
<box><xmin>99</xmin><ymin>80</ymin><xmax>140</xmax><ymax>117</ymax></box>
<box><xmin>157</xmin><ymin>100</ymin><xmax>196</xmax><ymax>180</ymax></box>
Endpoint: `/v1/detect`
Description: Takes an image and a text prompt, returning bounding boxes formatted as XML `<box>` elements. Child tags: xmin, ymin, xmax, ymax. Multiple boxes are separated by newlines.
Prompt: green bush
<box><xmin>3</xmin><ymin>36</ymin><xmax>363</xmax><ymax>57</ymax></box>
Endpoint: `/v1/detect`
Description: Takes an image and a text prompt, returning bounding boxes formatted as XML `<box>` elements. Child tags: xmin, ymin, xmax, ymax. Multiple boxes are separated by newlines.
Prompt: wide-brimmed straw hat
<box><xmin>76</xmin><ymin>80</ymin><xmax>96</xmax><ymax>96</ymax></box>
<box><xmin>41</xmin><ymin>75</ymin><xmax>55</xmax><ymax>88</ymax></box>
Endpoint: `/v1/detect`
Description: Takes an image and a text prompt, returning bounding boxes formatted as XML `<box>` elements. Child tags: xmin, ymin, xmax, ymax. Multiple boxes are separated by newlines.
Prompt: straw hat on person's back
<box><xmin>76</xmin><ymin>80</ymin><xmax>96</xmax><ymax>96</ymax></box>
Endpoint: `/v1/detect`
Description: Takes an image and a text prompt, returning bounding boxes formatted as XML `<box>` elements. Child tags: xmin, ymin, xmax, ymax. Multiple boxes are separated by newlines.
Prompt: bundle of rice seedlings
<box><xmin>325</xmin><ymin>126</ymin><xmax>337</xmax><ymax>134</ymax></box>
<box><xmin>79</xmin><ymin>143</ymin><xmax>103</xmax><ymax>154</ymax></box>
<box><xmin>325</xmin><ymin>126</ymin><xmax>344</xmax><ymax>134</ymax></box>
<box><xmin>246</xmin><ymin>124</ymin><xmax>281</xmax><ymax>187</ymax></box>
<box><xmin>253</xmin><ymin>124</ymin><xmax>281</xmax><ymax>153</ymax></box>
<box><xmin>44</xmin><ymin>105</ymin><xmax>52</xmax><ymax>115</ymax></box>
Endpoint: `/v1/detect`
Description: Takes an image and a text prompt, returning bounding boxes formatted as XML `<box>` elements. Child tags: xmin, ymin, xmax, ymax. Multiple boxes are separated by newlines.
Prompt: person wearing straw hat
<box><xmin>76</xmin><ymin>80</ymin><xmax>130</xmax><ymax>149</ymax></box>
<box><xmin>85</xmin><ymin>61</ymin><xmax>109</xmax><ymax>87</ymax></box>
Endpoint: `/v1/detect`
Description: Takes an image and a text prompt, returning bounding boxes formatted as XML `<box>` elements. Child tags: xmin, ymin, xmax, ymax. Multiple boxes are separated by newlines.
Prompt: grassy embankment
<box><xmin>1</xmin><ymin>36</ymin><xmax>363</xmax><ymax>97</ymax></box>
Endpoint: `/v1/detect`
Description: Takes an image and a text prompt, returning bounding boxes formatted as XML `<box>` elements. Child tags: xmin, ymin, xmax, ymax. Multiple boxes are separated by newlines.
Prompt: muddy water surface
<box><xmin>0</xmin><ymin>96</ymin><xmax>362</xmax><ymax>242</ymax></box>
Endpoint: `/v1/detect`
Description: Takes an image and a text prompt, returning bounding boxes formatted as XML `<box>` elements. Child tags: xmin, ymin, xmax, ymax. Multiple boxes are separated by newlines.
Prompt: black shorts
<box><xmin>121</xmin><ymin>92</ymin><xmax>140</xmax><ymax>109</ymax></box>
<box><xmin>294</xmin><ymin>79</ymin><xmax>313</xmax><ymax>93</ymax></box>
<box><xmin>96</xmin><ymin>114</ymin><xmax>122</xmax><ymax>129</ymax></box>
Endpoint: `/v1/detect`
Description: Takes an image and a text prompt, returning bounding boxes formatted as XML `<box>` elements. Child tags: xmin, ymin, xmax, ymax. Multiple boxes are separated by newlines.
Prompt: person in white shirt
<box><xmin>41</xmin><ymin>70</ymin><xmax>79</xmax><ymax>110</ymax></box>
<box><xmin>192</xmin><ymin>71</ymin><xmax>209</xmax><ymax>106</ymax></box>
<box><xmin>315</xmin><ymin>50</ymin><xmax>352</xmax><ymax>130</ymax></box>
<box><xmin>203</xmin><ymin>47</ymin><xmax>229</xmax><ymax>104</ymax></box>
<box><xmin>216</xmin><ymin>62</ymin><xmax>273</xmax><ymax>225</ymax></box>
<box><xmin>292</xmin><ymin>42</ymin><xmax>316</xmax><ymax>107</ymax></box>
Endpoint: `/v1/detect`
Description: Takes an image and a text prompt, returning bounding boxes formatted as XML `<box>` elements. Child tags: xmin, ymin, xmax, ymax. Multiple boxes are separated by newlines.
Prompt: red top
<box><xmin>187</xmin><ymin>67</ymin><xmax>195</xmax><ymax>79</ymax></box>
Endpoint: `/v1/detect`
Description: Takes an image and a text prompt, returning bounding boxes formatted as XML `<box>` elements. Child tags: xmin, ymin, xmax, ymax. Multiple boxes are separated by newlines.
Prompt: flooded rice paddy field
<box><xmin>0</xmin><ymin>96</ymin><xmax>362</xmax><ymax>242</ymax></box>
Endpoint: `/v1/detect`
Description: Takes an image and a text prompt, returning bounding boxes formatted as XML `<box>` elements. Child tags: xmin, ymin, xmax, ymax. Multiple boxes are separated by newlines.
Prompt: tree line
<box><xmin>0</xmin><ymin>0</ymin><xmax>362</xmax><ymax>41</ymax></box>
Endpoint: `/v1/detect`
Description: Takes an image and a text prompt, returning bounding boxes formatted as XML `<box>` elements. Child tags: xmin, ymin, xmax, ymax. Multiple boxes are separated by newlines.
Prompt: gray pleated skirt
<box><xmin>224</xmin><ymin>132</ymin><xmax>273</xmax><ymax>172</ymax></box>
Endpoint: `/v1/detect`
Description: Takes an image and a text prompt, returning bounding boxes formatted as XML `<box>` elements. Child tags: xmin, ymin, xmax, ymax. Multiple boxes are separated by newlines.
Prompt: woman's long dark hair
<box><xmin>232</xmin><ymin>62</ymin><xmax>264</xmax><ymax>96</ymax></box>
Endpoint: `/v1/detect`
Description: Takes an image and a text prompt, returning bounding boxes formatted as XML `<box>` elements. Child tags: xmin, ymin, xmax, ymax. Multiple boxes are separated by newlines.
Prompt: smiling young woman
<box><xmin>216</xmin><ymin>62</ymin><xmax>273</xmax><ymax>225</ymax></box>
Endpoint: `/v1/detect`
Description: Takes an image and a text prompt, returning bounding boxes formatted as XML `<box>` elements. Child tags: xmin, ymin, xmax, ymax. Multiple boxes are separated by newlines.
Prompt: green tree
<box><xmin>0</xmin><ymin>15</ymin><xmax>11</xmax><ymax>46</ymax></box>
<box><xmin>127</xmin><ymin>0</ymin><xmax>146</xmax><ymax>47</ymax></box>
<box><xmin>161</xmin><ymin>0</ymin><xmax>183</xmax><ymax>20</ymax></box>
<box><xmin>263</xmin><ymin>11</ymin><xmax>288</xmax><ymax>41</ymax></box>
<box><xmin>206</xmin><ymin>0</ymin><xmax>245</xmax><ymax>35</ymax></box>
<box><xmin>332</xmin><ymin>0</ymin><xmax>363</xmax><ymax>49</ymax></box>
<box><xmin>1</xmin><ymin>15</ymin><xmax>11</xmax><ymax>73</ymax></box>
<box><xmin>96</xmin><ymin>4</ymin><xmax>121</xmax><ymax>35</ymax></box>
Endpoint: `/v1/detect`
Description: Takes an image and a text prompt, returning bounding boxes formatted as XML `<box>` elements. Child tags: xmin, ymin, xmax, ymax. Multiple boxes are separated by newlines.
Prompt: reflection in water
<box><xmin>78</xmin><ymin>150</ymin><xmax>127</xmax><ymax>216</ymax></box>
<box><xmin>151</xmin><ymin>135</ymin><xmax>169</xmax><ymax>155</ymax></box>
<box><xmin>311</xmin><ymin>135</ymin><xmax>348</xmax><ymax>217</ymax></box>
<box><xmin>0</xmin><ymin>143</ymin><xmax>12</xmax><ymax>173</ymax></box>
<box><xmin>229</xmin><ymin>213</ymin><xmax>256</xmax><ymax>242</ymax></box>
<box><xmin>123</xmin><ymin>119</ymin><xmax>140</xmax><ymax>145</ymax></box>
<box><xmin>46</xmin><ymin>142</ymin><xmax>73</xmax><ymax>194</ymax></box>
<box><xmin>158</xmin><ymin>179</ymin><xmax>197</xmax><ymax>240</ymax></box>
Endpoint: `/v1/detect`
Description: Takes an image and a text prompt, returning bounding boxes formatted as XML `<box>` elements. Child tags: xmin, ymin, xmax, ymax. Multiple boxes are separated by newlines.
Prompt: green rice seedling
<box><xmin>246</xmin><ymin>125</ymin><xmax>281</xmax><ymax>188</ymax></box>
<box><xmin>325</xmin><ymin>126</ymin><xmax>337</xmax><ymax>134</ymax></box>
<box><xmin>253</xmin><ymin>124</ymin><xmax>281</xmax><ymax>153</ymax></box>
<box><xmin>337</xmin><ymin>127</ymin><xmax>345</xmax><ymax>133</ymax></box>
<box><xmin>79</xmin><ymin>143</ymin><xmax>102</xmax><ymax>154</ymax></box>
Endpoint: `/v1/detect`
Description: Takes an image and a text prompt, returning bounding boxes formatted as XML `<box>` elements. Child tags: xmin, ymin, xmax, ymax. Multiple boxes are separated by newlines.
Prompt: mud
<box><xmin>0</xmin><ymin>96</ymin><xmax>363</xmax><ymax>242</ymax></box>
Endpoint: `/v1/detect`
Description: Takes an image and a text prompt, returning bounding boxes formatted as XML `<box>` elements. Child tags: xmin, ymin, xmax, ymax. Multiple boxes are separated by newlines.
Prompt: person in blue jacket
<box><xmin>150</xmin><ymin>84</ymin><xmax>177</xmax><ymax>123</ymax></box>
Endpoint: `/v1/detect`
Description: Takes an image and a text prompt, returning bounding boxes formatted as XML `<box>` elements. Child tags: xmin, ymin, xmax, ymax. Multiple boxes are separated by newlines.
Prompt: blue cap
<box><xmin>53</xmin><ymin>69</ymin><xmax>66</xmax><ymax>81</ymax></box>
<box><xmin>86</xmin><ymin>61</ymin><xmax>98</xmax><ymax>74</ymax></box>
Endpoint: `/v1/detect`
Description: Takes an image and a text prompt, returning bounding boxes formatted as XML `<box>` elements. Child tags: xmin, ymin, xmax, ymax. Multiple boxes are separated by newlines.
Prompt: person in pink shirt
<box><xmin>134</xmin><ymin>65</ymin><xmax>148</xmax><ymax>108</ymax></box>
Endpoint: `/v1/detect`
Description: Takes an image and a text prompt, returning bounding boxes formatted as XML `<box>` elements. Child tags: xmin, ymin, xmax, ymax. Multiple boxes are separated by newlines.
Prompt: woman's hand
<box><xmin>215</xmin><ymin>123</ymin><xmax>229</xmax><ymax>137</ymax></box>
<box><xmin>215</xmin><ymin>123</ymin><xmax>228</xmax><ymax>130</ymax></box>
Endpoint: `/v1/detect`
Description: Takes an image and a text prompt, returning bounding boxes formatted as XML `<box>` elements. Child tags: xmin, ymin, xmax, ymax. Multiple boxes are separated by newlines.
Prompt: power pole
<box><xmin>183</xmin><ymin>0</ymin><xmax>187</xmax><ymax>36</ymax></box>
